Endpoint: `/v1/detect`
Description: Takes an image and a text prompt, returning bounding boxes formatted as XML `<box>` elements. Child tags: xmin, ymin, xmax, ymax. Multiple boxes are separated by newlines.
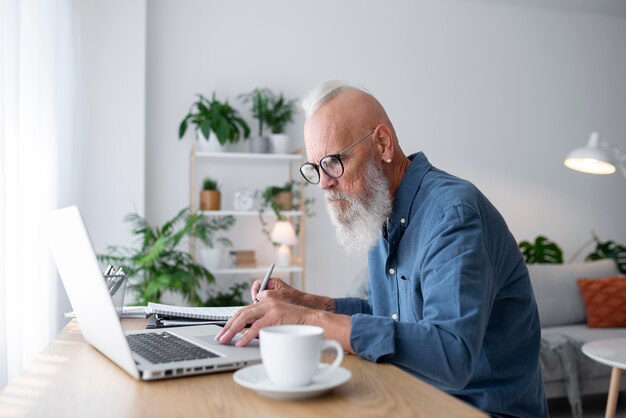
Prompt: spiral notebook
<box><xmin>147</xmin><ymin>302</ymin><xmax>243</xmax><ymax>321</ymax></box>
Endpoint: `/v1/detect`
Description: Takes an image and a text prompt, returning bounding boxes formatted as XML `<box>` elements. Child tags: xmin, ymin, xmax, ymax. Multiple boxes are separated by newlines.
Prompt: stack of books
<box><xmin>229</xmin><ymin>250</ymin><xmax>257</xmax><ymax>268</ymax></box>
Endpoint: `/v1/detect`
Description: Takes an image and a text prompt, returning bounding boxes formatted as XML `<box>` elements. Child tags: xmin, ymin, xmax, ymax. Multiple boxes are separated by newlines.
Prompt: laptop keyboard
<box><xmin>127</xmin><ymin>332</ymin><xmax>219</xmax><ymax>364</ymax></box>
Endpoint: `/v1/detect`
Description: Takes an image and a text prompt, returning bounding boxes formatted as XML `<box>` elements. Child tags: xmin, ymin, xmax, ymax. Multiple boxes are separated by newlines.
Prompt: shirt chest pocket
<box><xmin>398</xmin><ymin>272</ymin><xmax>424</xmax><ymax>322</ymax></box>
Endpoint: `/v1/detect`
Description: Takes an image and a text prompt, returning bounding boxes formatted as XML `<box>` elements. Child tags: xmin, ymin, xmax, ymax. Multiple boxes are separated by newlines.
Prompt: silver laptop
<box><xmin>46</xmin><ymin>205</ymin><xmax>261</xmax><ymax>380</ymax></box>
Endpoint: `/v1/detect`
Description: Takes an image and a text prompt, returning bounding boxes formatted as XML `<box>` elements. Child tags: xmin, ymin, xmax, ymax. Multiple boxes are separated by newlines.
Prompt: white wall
<box><xmin>145</xmin><ymin>0</ymin><xmax>626</xmax><ymax>298</ymax></box>
<box><xmin>74</xmin><ymin>0</ymin><xmax>147</xmax><ymax>251</ymax></box>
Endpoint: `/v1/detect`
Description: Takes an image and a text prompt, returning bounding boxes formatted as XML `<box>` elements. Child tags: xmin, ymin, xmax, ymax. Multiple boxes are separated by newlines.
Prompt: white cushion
<box><xmin>529</xmin><ymin>259</ymin><xmax>620</xmax><ymax>327</ymax></box>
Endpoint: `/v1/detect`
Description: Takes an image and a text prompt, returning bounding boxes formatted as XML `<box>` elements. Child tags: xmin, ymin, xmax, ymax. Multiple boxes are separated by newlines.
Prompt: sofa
<box><xmin>346</xmin><ymin>259</ymin><xmax>626</xmax><ymax>416</ymax></box>
<box><xmin>529</xmin><ymin>258</ymin><xmax>626</xmax><ymax>416</ymax></box>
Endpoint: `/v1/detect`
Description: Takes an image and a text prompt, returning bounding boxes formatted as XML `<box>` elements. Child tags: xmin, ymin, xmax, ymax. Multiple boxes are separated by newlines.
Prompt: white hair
<box><xmin>301</xmin><ymin>80</ymin><xmax>373</xmax><ymax>119</ymax></box>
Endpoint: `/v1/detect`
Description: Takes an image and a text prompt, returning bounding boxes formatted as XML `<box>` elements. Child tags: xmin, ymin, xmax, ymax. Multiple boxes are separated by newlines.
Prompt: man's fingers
<box><xmin>235</xmin><ymin>322</ymin><xmax>262</xmax><ymax>347</ymax></box>
<box><xmin>215</xmin><ymin>307</ymin><xmax>252</xmax><ymax>342</ymax></box>
<box><xmin>251</xmin><ymin>279</ymin><xmax>268</xmax><ymax>300</ymax></box>
<box><xmin>216</xmin><ymin>305</ymin><xmax>261</xmax><ymax>344</ymax></box>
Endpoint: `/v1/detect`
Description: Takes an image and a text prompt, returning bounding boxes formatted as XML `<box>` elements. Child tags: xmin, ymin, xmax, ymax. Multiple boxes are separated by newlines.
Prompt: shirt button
<box><xmin>392</xmin><ymin>313</ymin><xmax>398</xmax><ymax>321</ymax></box>
<box><xmin>400</xmin><ymin>218</ymin><xmax>406</xmax><ymax>224</ymax></box>
<box><xmin>389</xmin><ymin>268</ymin><xmax>395</xmax><ymax>275</ymax></box>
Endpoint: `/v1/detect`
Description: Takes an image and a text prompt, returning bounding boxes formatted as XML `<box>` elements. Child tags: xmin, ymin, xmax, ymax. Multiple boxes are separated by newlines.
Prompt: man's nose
<box><xmin>318</xmin><ymin>170</ymin><xmax>338</xmax><ymax>190</ymax></box>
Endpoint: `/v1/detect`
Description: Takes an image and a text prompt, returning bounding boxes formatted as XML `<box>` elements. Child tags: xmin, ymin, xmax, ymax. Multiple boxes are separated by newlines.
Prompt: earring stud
<box><xmin>386</xmin><ymin>159</ymin><xmax>392</xmax><ymax>163</ymax></box>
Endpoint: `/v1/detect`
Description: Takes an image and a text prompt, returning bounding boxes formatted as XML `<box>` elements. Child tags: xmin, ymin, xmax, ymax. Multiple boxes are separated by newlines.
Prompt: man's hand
<box><xmin>251</xmin><ymin>277</ymin><xmax>302</xmax><ymax>304</ymax></box>
<box><xmin>252</xmin><ymin>277</ymin><xmax>336</xmax><ymax>312</ymax></box>
<box><xmin>215</xmin><ymin>299</ymin><xmax>315</xmax><ymax>347</ymax></box>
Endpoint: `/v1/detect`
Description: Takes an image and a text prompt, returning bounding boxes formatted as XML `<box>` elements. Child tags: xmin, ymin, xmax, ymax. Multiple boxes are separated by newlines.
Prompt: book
<box><xmin>230</xmin><ymin>250</ymin><xmax>257</xmax><ymax>268</ymax></box>
<box><xmin>147</xmin><ymin>302</ymin><xmax>243</xmax><ymax>321</ymax></box>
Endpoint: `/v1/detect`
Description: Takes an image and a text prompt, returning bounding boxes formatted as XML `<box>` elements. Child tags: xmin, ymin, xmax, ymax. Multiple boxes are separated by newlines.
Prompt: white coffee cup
<box><xmin>260</xmin><ymin>325</ymin><xmax>344</xmax><ymax>387</ymax></box>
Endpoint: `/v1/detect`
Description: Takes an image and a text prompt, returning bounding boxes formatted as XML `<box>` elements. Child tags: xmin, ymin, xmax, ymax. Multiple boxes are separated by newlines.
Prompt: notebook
<box><xmin>47</xmin><ymin>205</ymin><xmax>261</xmax><ymax>381</ymax></box>
<box><xmin>148</xmin><ymin>302</ymin><xmax>243</xmax><ymax>321</ymax></box>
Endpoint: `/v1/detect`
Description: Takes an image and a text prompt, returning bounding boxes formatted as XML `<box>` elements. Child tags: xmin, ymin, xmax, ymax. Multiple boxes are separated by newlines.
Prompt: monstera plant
<box><xmin>518</xmin><ymin>236</ymin><xmax>564</xmax><ymax>264</ymax></box>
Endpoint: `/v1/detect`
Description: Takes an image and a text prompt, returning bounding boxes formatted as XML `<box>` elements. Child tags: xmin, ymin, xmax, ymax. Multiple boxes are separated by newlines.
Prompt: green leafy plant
<box><xmin>257</xmin><ymin>180</ymin><xmax>314</xmax><ymax>241</ymax></box>
<box><xmin>585</xmin><ymin>233</ymin><xmax>626</xmax><ymax>274</ymax></box>
<box><xmin>98</xmin><ymin>208</ymin><xmax>236</xmax><ymax>306</ymax></box>
<box><xmin>266</xmin><ymin>92</ymin><xmax>298</xmax><ymax>134</ymax></box>
<box><xmin>518</xmin><ymin>236</ymin><xmax>564</xmax><ymax>264</ymax></box>
<box><xmin>202</xmin><ymin>177</ymin><xmax>218</xmax><ymax>191</ymax></box>
<box><xmin>179</xmin><ymin>93</ymin><xmax>250</xmax><ymax>146</ymax></box>
<box><xmin>204</xmin><ymin>282</ymin><xmax>249</xmax><ymax>307</ymax></box>
<box><xmin>239</xmin><ymin>88</ymin><xmax>272</xmax><ymax>136</ymax></box>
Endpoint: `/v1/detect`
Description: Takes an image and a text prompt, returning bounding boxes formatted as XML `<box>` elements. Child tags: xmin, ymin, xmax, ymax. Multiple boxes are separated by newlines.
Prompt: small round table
<box><xmin>582</xmin><ymin>338</ymin><xmax>626</xmax><ymax>418</ymax></box>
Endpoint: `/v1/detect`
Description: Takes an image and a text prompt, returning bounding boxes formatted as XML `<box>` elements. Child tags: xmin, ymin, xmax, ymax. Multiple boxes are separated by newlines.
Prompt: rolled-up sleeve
<box><xmin>350</xmin><ymin>314</ymin><xmax>395</xmax><ymax>362</ymax></box>
<box><xmin>333</xmin><ymin>297</ymin><xmax>372</xmax><ymax>315</ymax></box>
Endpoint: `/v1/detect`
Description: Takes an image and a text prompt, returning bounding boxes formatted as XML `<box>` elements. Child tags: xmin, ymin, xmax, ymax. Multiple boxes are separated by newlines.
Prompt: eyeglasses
<box><xmin>300</xmin><ymin>131</ymin><xmax>374</xmax><ymax>184</ymax></box>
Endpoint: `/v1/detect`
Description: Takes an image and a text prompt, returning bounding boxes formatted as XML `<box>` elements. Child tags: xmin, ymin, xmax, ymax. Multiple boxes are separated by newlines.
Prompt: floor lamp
<box><xmin>564</xmin><ymin>132</ymin><xmax>626</xmax><ymax>179</ymax></box>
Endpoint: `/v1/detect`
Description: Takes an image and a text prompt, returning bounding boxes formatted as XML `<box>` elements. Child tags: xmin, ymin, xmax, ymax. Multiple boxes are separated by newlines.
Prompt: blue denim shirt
<box><xmin>335</xmin><ymin>153</ymin><xmax>547</xmax><ymax>417</ymax></box>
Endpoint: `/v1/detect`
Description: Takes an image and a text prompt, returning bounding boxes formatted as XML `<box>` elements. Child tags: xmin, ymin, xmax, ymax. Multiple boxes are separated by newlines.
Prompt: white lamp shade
<box><xmin>270</xmin><ymin>221</ymin><xmax>298</xmax><ymax>246</ymax></box>
<box><xmin>564</xmin><ymin>132</ymin><xmax>616</xmax><ymax>175</ymax></box>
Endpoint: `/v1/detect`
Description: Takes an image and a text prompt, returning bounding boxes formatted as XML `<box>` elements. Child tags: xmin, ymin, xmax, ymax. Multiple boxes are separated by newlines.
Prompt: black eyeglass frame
<box><xmin>299</xmin><ymin>130</ymin><xmax>375</xmax><ymax>184</ymax></box>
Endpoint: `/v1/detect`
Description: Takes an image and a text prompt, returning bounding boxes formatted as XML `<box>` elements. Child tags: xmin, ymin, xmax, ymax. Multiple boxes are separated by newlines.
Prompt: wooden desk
<box><xmin>0</xmin><ymin>319</ymin><xmax>486</xmax><ymax>417</ymax></box>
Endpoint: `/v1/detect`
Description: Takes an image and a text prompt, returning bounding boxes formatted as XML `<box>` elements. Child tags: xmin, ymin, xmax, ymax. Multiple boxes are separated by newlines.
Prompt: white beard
<box><xmin>325</xmin><ymin>157</ymin><xmax>392</xmax><ymax>255</ymax></box>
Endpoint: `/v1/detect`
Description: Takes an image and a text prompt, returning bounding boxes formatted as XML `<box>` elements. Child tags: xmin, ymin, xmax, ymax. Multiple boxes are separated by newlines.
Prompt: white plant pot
<box><xmin>198</xmin><ymin>246</ymin><xmax>223</xmax><ymax>270</ymax></box>
<box><xmin>270</xmin><ymin>133</ymin><xmax>290</xmax><ymax>154</ymax></box>
<box><xmin>196</xmin><ymin>131</ymin><xmax>226</xmax><ymax>152</ymax></box>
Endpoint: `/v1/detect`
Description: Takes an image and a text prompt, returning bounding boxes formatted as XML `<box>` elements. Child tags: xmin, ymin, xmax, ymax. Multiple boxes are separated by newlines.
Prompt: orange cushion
<box><xmin>576</xmin><ymin>276</ymin><xmax>626</xmax><ymax>328</ymax></box>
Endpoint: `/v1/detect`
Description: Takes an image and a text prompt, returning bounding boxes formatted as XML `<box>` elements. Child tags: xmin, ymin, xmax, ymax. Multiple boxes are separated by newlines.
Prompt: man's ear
<box><xmin>372</xmin><ymin>123</ymin><xmax>394</xmax><ymax>162</ymax></box>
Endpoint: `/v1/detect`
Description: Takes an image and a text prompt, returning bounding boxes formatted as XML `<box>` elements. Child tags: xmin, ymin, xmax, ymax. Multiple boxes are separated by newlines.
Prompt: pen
<box><xmin>104</xmin><ymin>265</ymin><xmax>114</xmax><ymax>288</ymax></box>
<box><xmin>255</xmin><ymin>263</ymin><xmax>275</xmax><ymax>303</ymax></box>
<box><xmin>109</xmin><ymin>268</ymin><xmax>126</xmax><ymax>295</ymax></box>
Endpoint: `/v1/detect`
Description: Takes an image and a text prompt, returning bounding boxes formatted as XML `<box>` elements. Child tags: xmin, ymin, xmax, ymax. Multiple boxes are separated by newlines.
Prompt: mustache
<box><xmin>324</xmin><ymin>190</ymin><xmax>353</xmax><ymax>202</ymax></box>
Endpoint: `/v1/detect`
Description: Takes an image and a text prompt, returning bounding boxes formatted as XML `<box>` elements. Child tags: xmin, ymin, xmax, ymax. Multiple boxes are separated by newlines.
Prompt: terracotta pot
<box><xmin>200</xmin><ymin>190</ymin><xmax>221</xmax><ymax>211</ymax></box>
<box><xmin>273</xmin><ymin>192</ymin><xmax>293</xmax><ymax>211</ymax></box>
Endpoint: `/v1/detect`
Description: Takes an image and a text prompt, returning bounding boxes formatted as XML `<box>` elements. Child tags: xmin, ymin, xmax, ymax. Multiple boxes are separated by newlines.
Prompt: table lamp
<box><xmin>564</xmin><ymin>132</ymin><xmax>626</xmax><ymax>179</ymax></box>
<box><xmin>270</xmin><ymin>221</ymin><xmax>298</xmax><ymax>267</ymax></box>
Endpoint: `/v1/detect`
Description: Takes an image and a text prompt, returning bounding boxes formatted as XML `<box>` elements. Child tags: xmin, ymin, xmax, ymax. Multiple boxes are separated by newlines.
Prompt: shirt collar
<box><xmin>386</xmin><ymin>152</ymin><xmax>432</xmax><ymax>236</ymax></box>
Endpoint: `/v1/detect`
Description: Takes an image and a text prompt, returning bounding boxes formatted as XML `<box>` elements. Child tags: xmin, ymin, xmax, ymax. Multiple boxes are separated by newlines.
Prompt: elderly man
<box><xmin>216</xmin><ymin>81</ymin><xmax>547</xmax><ymax>417</ymax></box>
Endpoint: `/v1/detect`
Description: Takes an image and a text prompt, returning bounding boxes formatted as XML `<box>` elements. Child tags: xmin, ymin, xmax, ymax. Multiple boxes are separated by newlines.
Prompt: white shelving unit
<box><xmin>200</xmin><ymin>210</ymin><xmax>302</xmax><ymax>217</ymax></box>
<box><xmin>189</xmin><ymin>145</ymin><xmax>307</xmax><ymax>289</ymax></box>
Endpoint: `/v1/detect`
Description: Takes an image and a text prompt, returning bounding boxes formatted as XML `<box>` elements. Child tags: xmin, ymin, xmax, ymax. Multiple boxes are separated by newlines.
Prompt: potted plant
<box><xmin>204</xmin><ymin>281</ymin><xmax>249</xmax><ymax>307</ymax></box>
<box><xmin>518</xmin><ymin>236</ymin><xmax>564</xmax><ymax>264</ymax></box>
<box><xmin>584</xmin><ymin>233</ymin><xmax>626</xmax><ymax>273</ymax></box>
<box><xmin>257</xmin><ymin>180</ymin><xmax>314</xmax><ymax>241</ymax></box>
<box><xmin>239</xmin><ymin>88</ymin><xmax>271</xmax><ymax>153</ymax></box>
<box><xmin>200</xmin><ymin>177</ymin><xmax>221</xmax><ymax>211</ymax></box>
<box><xmin>266</xmin><ymin>92</ymin><xmax>298</xmax><ymax>154</ymax></box>
<box><xmin>98</xmin><ymin>208</ymin><xmax>236</xmax><ymax>306</ymax></box>
<box><xmin>179</xmin><ymin>93</ymin><xmax>250</xmax><ymax>152</ymax></box>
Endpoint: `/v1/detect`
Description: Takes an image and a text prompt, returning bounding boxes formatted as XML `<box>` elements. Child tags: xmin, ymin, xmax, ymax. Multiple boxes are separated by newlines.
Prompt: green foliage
<box><xmin>179</xmin><ymin>93</ymin><xmax>250</xmax><ymax>146</ymax></box>
<box><xmin>239</xmin><ymin>88</ymin><xmax>271</xmax><ymax>136</ymax></box>
<box><xmin>260</xmin><ymin>180</ymin><xmax>296</xmax><ymax>216</ymax></box>
<box><xmin>204</xmin><ymin>282</ymin><xmax>249</xmax><ymax>307</ymax></box>
<box><xmin>585</xmin><ymin>234</ymin><xmax>626</xmax><ymax>274</ymax></box>
<box><xmin>257</xmin><ymin>180</ymin><xmax>315</xmax><ymax>242</ymax></box>
<box><xmin>519</xmin><ymin>235</ymin><xmax>564</xmax><ymax>264</ymax></box>
<box><xmin>98</xmin><ymin>208</ymin><xmax>236</xmax><ymax>306</ymax></box>
<box><xmin>266</xmin><ymin>92</ymin><xmax>298</xmax><ymax>134</ymax></box>
<box><xmin>202</xmin><ymin>177</ymin><xmax>218</xmax><ymax>191</ymax></box>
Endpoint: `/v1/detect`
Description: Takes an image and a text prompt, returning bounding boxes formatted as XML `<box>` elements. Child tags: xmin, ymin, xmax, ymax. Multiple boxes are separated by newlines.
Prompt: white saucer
<box><xmin>233</xmin><ymin>363</ymin><xmax>352</xmax><ymax>400</ymax></box>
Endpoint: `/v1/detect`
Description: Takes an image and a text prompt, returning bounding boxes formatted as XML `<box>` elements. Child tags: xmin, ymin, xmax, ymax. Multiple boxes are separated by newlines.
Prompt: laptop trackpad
<box><xmin>194</xmin><ymin>334</ymin><xmax>259</xmax><ymax>348</ymax></box>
